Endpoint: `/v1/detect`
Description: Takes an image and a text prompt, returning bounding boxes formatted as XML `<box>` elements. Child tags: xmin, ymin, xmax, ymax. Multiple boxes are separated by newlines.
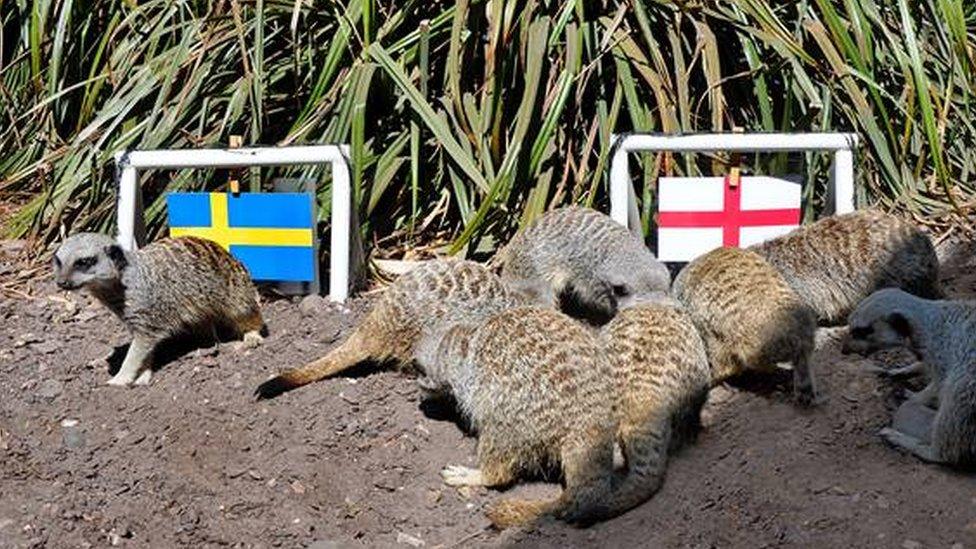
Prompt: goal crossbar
<box><xmin>609</xmin><ymin>132</ymin><xmax>859</xmax><ymax>231</ymax></box>
<box><xmin>114</xmin><ymin>144</ymin><xmax>352</xmax><ymax>302</ymax></box>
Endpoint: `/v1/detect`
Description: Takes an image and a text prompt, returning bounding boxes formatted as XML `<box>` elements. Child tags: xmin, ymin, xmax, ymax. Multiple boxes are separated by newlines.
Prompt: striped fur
<box><xmin>750</xmin><ymin>209</ymin><xmax>940</xmax><ymax>325</ymax></box>
<box><xmin>498</xmin><ymin>206</ymin><xmax>670</xmax><ymax>325</ymax></box>
<box><xmin>599</xmin><ymin>302</ymin><xmax>711</xmax><ymax>517</ymax></box>
<box><xmin>672</xmin><ymin>247</ymin><xmax>817</xmax><ymax>404</ymax></box>
<box><xmin>414</xmin><ymin>307</ymin><xmax>618</xmax><ymax>528</ymax></box>
<box><xmin>415</xmin><ymin>303</ymin><xmax>710</xmax><ymax>528</ymax></box>
<box><xmin>54</xmin><ymin>233</ymin><xmax>263</xmax><ymax>385</ymax></box>
<box><xmin>255</xmin><ymin>259</ymin><xmax>528</xmax><ymax>398</ymax></box>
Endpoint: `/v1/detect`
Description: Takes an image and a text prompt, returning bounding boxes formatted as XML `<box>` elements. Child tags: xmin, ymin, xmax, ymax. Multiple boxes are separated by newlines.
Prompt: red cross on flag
<box><xmin>656</xmin><ymin>175</ymin><xmax>801</xmax><ymax>262</ymax></box>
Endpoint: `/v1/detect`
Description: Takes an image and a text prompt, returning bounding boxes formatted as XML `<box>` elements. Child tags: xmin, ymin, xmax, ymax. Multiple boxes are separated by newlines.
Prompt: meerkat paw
<box><xmin>905</xmin><ymin>382</ymin><xmax>940</xmax><ymax>409</ymax></box>
<box><xmin>793</xmin><ymin>385</ymin><xmax>819</xmax><ymax>407</ymax></box>
<box><xmin>879</xmin><ymin>427</ymin><xmax>941</xmax><ymax>463</ymax></box>
<box><xmin>241</xmin><ymin>330</ymin><xmax>264</xmax><ymax>349</ymax></box>
<box><xmin>106</xmin><ymin>374</ymin><xmax>135</xmax><ymax>387</ymax></box>
<box><xmin>441</xmin><ymin>465</ymin><xmax>485</xmax><ymax>487</ymax></box>
<box><xmin>860</xmin><ymin>364</ymin><xmax>893</xmax><ymax>375</ymax></box>
<box><xmin>864</xmin><ymin>361</ymin><xmax>926</xmax><ymax>378</ymax></box>
<box><xmin>134</xmin><ymin>370</ymin><xmax>153</xmax><ymax>386</ymax></box>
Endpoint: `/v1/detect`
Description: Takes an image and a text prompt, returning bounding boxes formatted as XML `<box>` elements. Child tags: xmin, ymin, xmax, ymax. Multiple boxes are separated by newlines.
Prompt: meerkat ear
<box><xmin>105</xmin><ymin>244</ymin><xmax>128</xmax><ymax>269</ymax></box>
<box><xmin>887</xmin><ymin>312</ymin><xmax>912</xmax><ymax>338</ymax></box>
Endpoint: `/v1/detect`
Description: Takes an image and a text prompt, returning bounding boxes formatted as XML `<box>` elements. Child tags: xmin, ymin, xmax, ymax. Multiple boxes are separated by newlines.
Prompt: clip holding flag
<box><xmin>228</xmin><ymin>135</ymin><xmax>243</xmax><ymax>196</ymax></box>
<box><xmin>726</xmin><ymin>126</ymin><xmax>744</xmax><ymax>189</ymax></box>
<box><xmin>726</xmin><ymin>166</ymin><xmax>741</xmax><ymax>189</ymax></box>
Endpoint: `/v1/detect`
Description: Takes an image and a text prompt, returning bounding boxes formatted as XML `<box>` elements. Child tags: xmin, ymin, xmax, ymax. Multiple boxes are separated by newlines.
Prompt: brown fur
<box><xmin>751</xmin><ymin>208</ymin><xmax>940</xmax><ymax>324</ymax></box>
<box><xmin>497</xmin><ymin>206</ymin><xmax>670</xmax><ymax>325</ymax></box>
<box><xmin>414</xmin><ymin>307</ymin><xmax>617</xmax><ymax>527</ymax></box>
<box><xmin>54</xmin><ymin>233</ymin><xmax>263</xmax><ymax>386</ymax></box>
<box><xmin>671</xmin><ymin>247</ymin><xmax>817</xmax><ymax>404</ymax></box>
<box><xmin>255</xmin><ymin>259</ymin><xmax>527</xmax><ymax>398</ymax></box>
<box><xmin>416</xmin><ymin>303</ymin><xmax>710</xmax><ymax>528</ymax></box>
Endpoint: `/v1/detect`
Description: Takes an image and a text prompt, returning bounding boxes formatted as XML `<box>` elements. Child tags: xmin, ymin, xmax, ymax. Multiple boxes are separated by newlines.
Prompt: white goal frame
<box><xmin>609</xmin><ymin>132</ymin><xmax>859</xmax><ymax>233</ymax></box>
<box><xmin>114</xmin><ymin>145</ymin><xmax>353</xmax><ymax>302</ymax></box>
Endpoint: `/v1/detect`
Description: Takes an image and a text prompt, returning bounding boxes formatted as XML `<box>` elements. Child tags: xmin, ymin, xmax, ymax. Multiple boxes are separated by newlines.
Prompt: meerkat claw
<box><xmin>441</xmin><ymin>465</ymin><xmax>485</xmax><ymax>487</ymax></box>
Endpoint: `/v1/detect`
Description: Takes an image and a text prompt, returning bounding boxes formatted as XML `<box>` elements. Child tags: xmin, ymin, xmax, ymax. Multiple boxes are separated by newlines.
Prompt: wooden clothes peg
<box><xmin>727</xmin><ymin>126</ymin><xmax>744</xmax><ymax>188</ymax></box>
<box><xmin>229</xmin><ymin>135</ymin><xmax>243</xmax><ymax>195</ymax></box>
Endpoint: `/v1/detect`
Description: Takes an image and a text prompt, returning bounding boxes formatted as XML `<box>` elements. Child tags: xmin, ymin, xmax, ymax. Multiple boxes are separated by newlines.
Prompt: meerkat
<box><xmin>414</xmin><ymin>303</ymin><xmax>711</xmax><ymax>528</ymax></box>
<box><xmin>496</xmin><ymin>206</ymin><xmax>671</xmax><ymax>325</ymax></box>
<box><xmin>841</xmin><ymin>288</ymin><xmax>976</xmax><ymax>466</ymax></box>
<box><xmin>749</xmin><ymin>208</ymin><xmax>940</xmax><ymax>324</ymax></box>
<box><xmin>602</xmin><ymin>299</ymin><xmax>711</xmax><ymax>447</ymax></box>
<box><xmin>414</xmin><ymin>306</ymin><xmax>625</xmax><ymax>527</ymax></box>
<box><xmin>550</xmin><ymin>300</ymin><xmax>711</xmax><ymax>527</ymax></box>
<box><xmin>254</xmin><ymin>259</ymin><xmax>529</xmax><ymax>399</ymax></box>
<box><xmin>53</xmin><ymin>233</ymin><xmax>264</xmax><ymax>386</ymax></box>
<box><xmin>671</xmin><ymin>247</ymin><xmax>817</xmax><ymax>404</ymax></box>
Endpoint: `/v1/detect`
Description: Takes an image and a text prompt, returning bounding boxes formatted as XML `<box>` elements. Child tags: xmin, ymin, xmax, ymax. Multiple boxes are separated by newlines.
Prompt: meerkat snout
<box><xmin>53</xmin><ymin>233</ymin><xmax>127</xmax><ymax>291</ymax></box>
<box><xmin>841</xmin><ymin>289</ymin><xmax>916</xmax><ymax>356</ymax></box>
<box><xmin>603</xmin><ymin>274</ymin><xmax>662</xmax><ymax>312</ymax></box>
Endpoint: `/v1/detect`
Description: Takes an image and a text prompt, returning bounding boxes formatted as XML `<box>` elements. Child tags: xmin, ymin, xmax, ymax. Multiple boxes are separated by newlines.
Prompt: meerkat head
<box><xmin>598</xmin><ymin>248</ymin><xmax>672</xmax><ymax>313</ymax></box>
<box><xmin>841</xmin><ymin>288</ymin><xmax>922</xmax><ymax>356</ymax></box>
<box><xmin>53</xmin><ymin>232</ymin><xmax>128</xmax><ymax>291</ymax></box>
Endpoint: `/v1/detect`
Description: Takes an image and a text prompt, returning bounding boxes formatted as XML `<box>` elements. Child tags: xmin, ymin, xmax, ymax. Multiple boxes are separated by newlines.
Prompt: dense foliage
<box><xmin>1</xmin><ymin>0</ymin><xmax>973</xmax><ymax>255</ymax></box>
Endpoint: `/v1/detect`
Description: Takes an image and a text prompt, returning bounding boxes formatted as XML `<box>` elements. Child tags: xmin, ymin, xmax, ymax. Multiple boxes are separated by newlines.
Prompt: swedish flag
<box><xmin>166</xmin><ymin>192</ymin><xmax>316</xmax><ymax>282</ymax></box>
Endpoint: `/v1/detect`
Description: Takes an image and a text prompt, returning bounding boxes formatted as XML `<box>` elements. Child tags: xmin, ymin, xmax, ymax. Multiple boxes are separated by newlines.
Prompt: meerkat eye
<box><xmin>612</xmin><ymin>284</ymin><xmax>630</xmax><ymax>297</ymax></box>
<box><xmin>850</xmin><ymin>326</ymin><xmax>873</xmax><ymax>339</ymax></box>
<box><xmin>74</xmin><ymin>256</ymin><xmax>97</xmax><ymax>271</ymax></box>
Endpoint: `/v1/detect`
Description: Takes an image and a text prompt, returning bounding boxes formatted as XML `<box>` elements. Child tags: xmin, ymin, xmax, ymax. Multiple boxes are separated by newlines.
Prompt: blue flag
<box><xmin>166</xmin><ymin>192</ymin><xmax>317</xmax><ymax>282</ymax></box>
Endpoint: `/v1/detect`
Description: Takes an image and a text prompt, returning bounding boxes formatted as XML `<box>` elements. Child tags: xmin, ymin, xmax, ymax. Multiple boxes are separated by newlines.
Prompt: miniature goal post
<box><xmin>113</xmin><ymin>145</ymin><xmax>353</xmax><ymax>302</ymax></box>
<box><xmin>608</xmin><ymin>132</ymin><xmax>859</xmax><ymax>233</ymax></box>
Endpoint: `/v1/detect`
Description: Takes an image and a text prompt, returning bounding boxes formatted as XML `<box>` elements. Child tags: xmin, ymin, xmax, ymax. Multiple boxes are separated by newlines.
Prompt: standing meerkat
<box><xmin>750</xmin><ymin>208</ymin><xmax>940</xmax><ymax>324</ymax></box>
<box><xmin>672</xmin><ymin>247</ymin><xmax>817</xmax><ymax>404</ymax></box>
<box><xmin>414</xmin><ymin>306</ymin><xmax>623</xmax><ymax>527</ymax></box>
<box><xmin>53</xmin><ymin>233</ymin><xmax>264</xmax><ymax>386</ymax></box>
<box><xmin>255</xmin><ymin>259</ymin><xmax>529</xmax><ymax>399</ymax></box>
<box><xmin>497</xmin><ymin>206</ymin><xmax>670</xmax><ymax>325</ymax></box>
<box><xmin>841</xmin><ymin>288</ymin><xmax>976</xmax><ymax>466</ymax></box>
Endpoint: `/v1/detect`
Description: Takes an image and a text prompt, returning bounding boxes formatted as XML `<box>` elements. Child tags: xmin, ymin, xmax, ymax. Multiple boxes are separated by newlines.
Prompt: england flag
<box><xmin>656</xmin><ymin>175</ymin><xmax>802</xmax><ymax>262</ymax></box>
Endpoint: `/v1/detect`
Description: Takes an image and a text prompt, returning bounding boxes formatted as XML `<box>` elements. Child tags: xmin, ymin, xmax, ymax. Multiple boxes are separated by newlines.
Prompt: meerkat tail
<box><xmin>599</xmin><ymin>412</ymin><xmax>673</xmax><ymax>519</ymax></box>
<box><xmin>254</xmin><ymin>328</ymin><xmax>376</xmax><ymax>399</ymax></box>
<box><xmin>487</xmin><ymin>435</ymin><xmax>621</xmax><ymax>529</ymax></box>
<box><xmin>494</xmin><ymin>411</ymin><xmax>676</xmax><ymax>529</ymax></box>
<box><xmin>485</xmin><ymin>498</ymin><xmax>559</xmax><ymax>529</ymax></box>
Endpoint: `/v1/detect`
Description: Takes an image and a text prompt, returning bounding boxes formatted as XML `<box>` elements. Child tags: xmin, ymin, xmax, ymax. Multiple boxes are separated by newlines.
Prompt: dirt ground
<box><xmin>2</xmin><ymin>236</ymin><xmax>975</xmax><ymax>549</ymax></box>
